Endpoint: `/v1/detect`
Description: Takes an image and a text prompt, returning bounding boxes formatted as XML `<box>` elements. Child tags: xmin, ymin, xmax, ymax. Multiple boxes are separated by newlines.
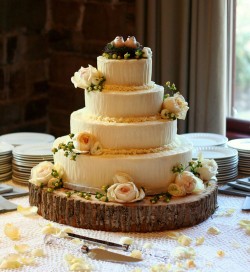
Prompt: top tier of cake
<box><xmin>97</xmin><ymin>56</ymin><xmax>152</xmax><ymax>87</ymax></box>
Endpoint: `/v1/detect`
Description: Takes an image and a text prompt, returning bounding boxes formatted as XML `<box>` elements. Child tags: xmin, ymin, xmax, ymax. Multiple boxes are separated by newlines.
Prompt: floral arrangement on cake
<box><xmin>161</xmin><ymin>82</ymin><xmax>189</xmax><ymax>121</ymax></box>
<box><xmin>52</xmin><ymin>132</ymin><xmax>103</xmax><ymax>160</ymax></box>
<box><xmin>29</xmin><ymin>161</ymin><xmax>64</xmax><ymax>188</ymax></box>
<box><xmin>29</xmin><ymin>154</ymin><xmax>217</xmax><ymax>204</ymax></box>
<box><xmin>102</xmin><ymin>36</ymin><xmax>152</xmax><ymax>59</ymax></box>
<box><xmin>71</xmin><ymin>65</ymin><xmax>105</xmax><ymax>91</ymax></box>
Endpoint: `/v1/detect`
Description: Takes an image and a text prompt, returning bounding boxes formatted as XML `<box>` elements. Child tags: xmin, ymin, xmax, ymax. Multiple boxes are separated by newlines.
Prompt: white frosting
<box><xmin>71</xmin><ymin>108</ymin><xmax>177</xmax><ymax>149</ymax></box>
<box><xmin>97</xmin><ymin>56</ymin><xmax>152</xmax><ymax>86</ymax></box>
<box><xmin>53</xmin><ymin>135</ymin><xmax>193</xmax><ymax>195</ymax></box>
<box><xmin>85</xmin><ymin>85</ymin><xmax>164</xmax><ymax>118</ymax></box>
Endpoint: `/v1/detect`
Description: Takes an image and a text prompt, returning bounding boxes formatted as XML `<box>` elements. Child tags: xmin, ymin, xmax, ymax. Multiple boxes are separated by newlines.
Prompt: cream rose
<box><xmin>29</xmin><ymin>161</ymin><xmax>54</xmax><ymax>186</ymax></box>
<box><xmin>175</xmin><ymin>171</ymin><xmax>197</xmax><ymax>194</ymax></box>
<box><xmin>196</xmin><ymin>159</ymin><xmax>218</xmax><ymax>181</ymax></box>
<box><xmin>107</xmin><ymin>182</ymin><xmax>145</xmax><ymax>203</ymax></box>
<box><xmin>73</xmin><ymin>132</ymin><xmax>96</xmax><ymax>152</ymax></box>
<box><xmin>162</xmin><ymin>93</ymin><xmax>189</xmax><ymax>120</ymax></box>
<box><xmin>71</xmin><ymin>65</ymin><xmax>103</xmax><ymax>89</ymax></box>
<box><xmin>107</xmin><ymin>174</ymin><xmax>145</xmax><ymax>203</ymax></box>
<box><xmin>142</xmin><ymin>47</ymin><xmax>152</xmax><ymax>58</ymax></box>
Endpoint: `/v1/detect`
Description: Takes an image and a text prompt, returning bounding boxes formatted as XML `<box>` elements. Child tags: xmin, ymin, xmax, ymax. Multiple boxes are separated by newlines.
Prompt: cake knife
<box><xmin>81</xmin><ymin>245</ymin><xmax>142</xmax><ymax>263</ymax></box>
<box><xmin>67</xmin><ymin>232</ymin><xmax>130</xmax><ymax>251</ymax></box>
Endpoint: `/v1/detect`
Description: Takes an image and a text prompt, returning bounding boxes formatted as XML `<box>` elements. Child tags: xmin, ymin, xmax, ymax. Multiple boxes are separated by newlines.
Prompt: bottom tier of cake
<box><xmin>29</xmin><ymin>181</ymin><xmax>218</xmax><ymax>232</ymax></box>
<box><xmin>53</xmin><ymin>136</ymin><xmax>193</xmax><ymax>195</ymax></box>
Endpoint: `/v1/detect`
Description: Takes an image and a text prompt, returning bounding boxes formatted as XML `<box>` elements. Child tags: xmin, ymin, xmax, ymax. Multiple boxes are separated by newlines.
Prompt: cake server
<box><xmin>67</xmin><ymin>232</ymin><xmax>130</xmax><ymax>251</ymax></box>
<box><xmin>81</xmin><ymin>245</ymin><xmax>142</xmax><ymax>263</ymax></box>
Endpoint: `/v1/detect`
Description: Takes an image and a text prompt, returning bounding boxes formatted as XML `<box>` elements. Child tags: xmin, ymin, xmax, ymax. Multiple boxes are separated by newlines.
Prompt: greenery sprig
<box><xmin>189</xmin><ymin>160</ymin><xmax>203</xmax><ymax>177</ymax></box>
<box><xmin>86</xmin><ymin>77</ymin><xmax>106</xmax><ymax>92</ymax></box>
<box><xmin>172</xmin><ymin>160</ymin><xmax>203</xmax><ymax>176</ymax></box>
<box><xmin>150</xmin><ymin>192</ymin><xmax>172</xmax><ymax>204</ymax></box>
<box><xmin>164</xmin><ymin>81</ymin><xmax>178</xmax><ymax>98</ymax></box>
<box><xmin>52</xmin><ymin>134</ymin><xmax>78</xmax><ymax>161</ymax></box>
<box><xmin>103</xmin><ymin>43</ymin><xmax>144</xmax><ymax>59</ymax></box>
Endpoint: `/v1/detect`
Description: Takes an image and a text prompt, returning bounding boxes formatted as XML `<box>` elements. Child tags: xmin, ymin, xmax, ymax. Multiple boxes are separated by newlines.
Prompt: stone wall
<box><xmin>0</xmin><ymin>0</ymin><xmax>136</xmax><ymax>137</ymax></box>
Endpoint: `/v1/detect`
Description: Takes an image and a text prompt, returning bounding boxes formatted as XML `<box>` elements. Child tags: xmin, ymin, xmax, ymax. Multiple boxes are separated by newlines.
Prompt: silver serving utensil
<box><xmin>81</xmin><ymin>245</ymin><xmax>142</xmax><ymax>263</ymax></box>
<box><xmin>67</xmin><ymin>232</ymin><xmax>130</xmax><ymax>251</ymax></box>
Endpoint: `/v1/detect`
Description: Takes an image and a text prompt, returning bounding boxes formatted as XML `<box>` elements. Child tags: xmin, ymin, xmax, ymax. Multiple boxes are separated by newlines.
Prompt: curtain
<box><xmin>136</xmin><ymin>0</ymin><xmax>233</xmax><ymax>135</ymax></box>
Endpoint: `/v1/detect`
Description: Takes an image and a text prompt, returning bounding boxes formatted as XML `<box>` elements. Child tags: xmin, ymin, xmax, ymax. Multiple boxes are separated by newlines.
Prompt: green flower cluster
<box><xmin>171</xmin><ymin>160</ymin><xmax>203</xmax><ymax>176</ymax></box>
<box><xmin>102</xmin><ymin>43</ymin><xmax>143</xmax><ymax>59</ymax></box>
<box><xmin>164</xmin><ymin>81</ymin><xmax>178</xmax><ymax>97</ymax></box>
<box><xmin>52</xmin><ymin>134</ymin><xmax>78</xmax><ymax>161</ymax></box>
<box><xmin>86</xmin><ymin>77</ymin><xmax>106</xmax><ymax>92</ymax></box>
<box><xmin>150</xmin><ymin>192</ymin><xmax>172</xmax><ymax>204</ymax></box>
<box><xmin>46</xmin><ymin>169</ymin><xmax>63</xmax><ymax>193</ymax></box>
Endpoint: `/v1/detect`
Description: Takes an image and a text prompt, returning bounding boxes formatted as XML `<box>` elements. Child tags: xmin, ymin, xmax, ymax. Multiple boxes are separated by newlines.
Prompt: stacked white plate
<box><xmin>192</xmin><ymin>146</ymin><xmax>238</xmax><ymax>183</ymax></box>
<box><xmin>227</xmin><ymin>138</ymin><xmax>250</xmax><ymax>175</ymax></box>
<box><xmin>0</xmin><ymin>142</ymin><xmax>14</xmax><ymax>181</ymax></box>
<box><xmin>0</xmin><ymin>132</ymin><xmax>55</xmax><ymax>147</ymax></box>
<box><xmin>183</xmin><ymin>133</ymin><xmax>228</xmax><ymax>147</ymax></box>
<box><xmin>12</xmin><ymin>143</ymin><xmax>54</xmax><ymax>184</ymax></box>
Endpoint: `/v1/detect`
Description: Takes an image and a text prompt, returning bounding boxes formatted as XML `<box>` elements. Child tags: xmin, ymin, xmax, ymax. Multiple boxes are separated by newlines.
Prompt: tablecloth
<box><xmin>0</xmin><ymin>185</ymin><xmax>249</xmax><ymax>272</ymax></box>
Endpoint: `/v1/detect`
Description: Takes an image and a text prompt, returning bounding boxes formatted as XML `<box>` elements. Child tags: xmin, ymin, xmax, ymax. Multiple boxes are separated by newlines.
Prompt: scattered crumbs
<box><xmin>195</xmin><ymin>236</ymin><xmax>205</xmax><ymax>246</ymax></box>
<box><xmin>143</xmin><ymin>242</ymin><xmax>153</xmax><ymax>249</ymax></box>
<box><xmin>207</xmin><ymin>226</ymin><xmax>220</xmax><ymax>235</ymax></box>
<box><xmin>166</xmin><ymin>231</ymin><xmax>182</xmax><ymax>240</ymax></box>
<box><xmin>217</xmin><ymin>250</ymin><xmax>225</xmax><ymax>257</ymax></box>
<box><xmin>119</xmin><ymin>236</ymin><xmax>134</xmax><ymax>245</ymax></box>
<box><xmin>185</xmin><ymin>259</ymin><xmax>196</xmax><ymax>269</ymax></box>
<box><xmin>130</xmin><ymin>249</ymin><xmax>142</xmax><ymax>259</ymax></box>
<box><xmin>177</xmin><ymin>235</ymin><xmax>192</xmax><ymax>246</ymax></box>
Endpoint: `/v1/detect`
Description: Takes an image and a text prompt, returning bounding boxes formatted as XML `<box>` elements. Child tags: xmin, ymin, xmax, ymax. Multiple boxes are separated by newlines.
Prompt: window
<box><xmin>227</xmin><ymin>0</ymin><xmax>250</xmax><ymax>139</ymax></box>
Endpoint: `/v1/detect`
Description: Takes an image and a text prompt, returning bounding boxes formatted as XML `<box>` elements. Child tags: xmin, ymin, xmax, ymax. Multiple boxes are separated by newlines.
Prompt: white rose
<box><xmin>73</xmin><ymin>132</ymin><xmax>96</xmax><ymax>152</ymax></box>
<box><xmin>71</xmin><ymin>65</ymin><xmax>103</xmax><ymax>89</ymax></box>
<box><xmin>29</xmin><ymin>161</ymin><xmax>54</xmax><ymax>186</ymax></box>
<box><xmin>142</xmin><ymin>47</ymin><xmax>152</xmax><ymax>58</ymax></box>
<box><xmin>196</xmin><ymin>159</ymin><xmax>218</xmax><ymax>181</ymax></box>
<box><xmin>175</xmin><ymin>171</ymin><xmax>197</xmax><ymax>194</ymax></box>
<box><xmin>53</xmin><ymin>163</ymin><xmax>64</xmax><ymax>178</ymax></box>
<box><xmin>107</xmin><ymin>181</ymin><xmax>145</xmax><ymax>203</ymax></box>
<box><xmin>162</xmin><ymin>93</ymin><xmax>189</xmax><ymax>120</ymax></box>
<box><xmin>113</xmin><ymin>172</ymin><xmax>134</xmax><ymax>184</ymax></box>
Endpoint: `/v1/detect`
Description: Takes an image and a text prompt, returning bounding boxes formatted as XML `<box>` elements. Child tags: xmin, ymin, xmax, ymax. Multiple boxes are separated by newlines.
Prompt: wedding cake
<box><xmin>29</xmin><ymin>36</ymin><xmax>218</xmax><ymax>231</ymax></box>
<box><xmin>52</xmin><ymin>36</ymin><xmax>195</xmax><ymax>196</ymax></box>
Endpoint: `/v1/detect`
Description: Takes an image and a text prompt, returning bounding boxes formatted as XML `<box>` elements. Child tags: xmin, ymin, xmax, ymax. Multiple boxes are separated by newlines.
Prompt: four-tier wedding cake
<box><xmin>52</xmin><ymin>36</ymin><xmax>195</xmax><ymax>197</ymax></box>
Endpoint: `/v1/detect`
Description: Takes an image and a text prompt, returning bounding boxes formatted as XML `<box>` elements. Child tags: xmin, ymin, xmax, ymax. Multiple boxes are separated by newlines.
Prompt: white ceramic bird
<box><xmin>124</xmin><ymin>36</ymin><xmax>137</xmax><ymax>48</ymax></box>
<box><xmin>112</xmin><ymin>36</ymin><xmax>125</xmax><ymax>48</ymax></box>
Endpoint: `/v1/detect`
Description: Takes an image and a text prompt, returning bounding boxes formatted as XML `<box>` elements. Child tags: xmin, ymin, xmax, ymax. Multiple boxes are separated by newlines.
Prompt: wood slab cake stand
<box><xmin>29</xmin><ymin>181</ymin><xmax>218</xmax><ymax>232</ymax></box>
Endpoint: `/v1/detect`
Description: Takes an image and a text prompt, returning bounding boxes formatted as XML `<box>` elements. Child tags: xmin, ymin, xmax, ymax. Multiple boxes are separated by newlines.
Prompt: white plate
<box><xmin>0</xmin><ymin>132</ymin><xmax>55</xmax><ymax>146</ymax></box>
<box><xmin>183</xmin><ymin>133</ymin><xmax>228</xmax><ymax>147</ymax></box>
<box><xmin>192</xmin><ymin>146</ymin><xmax>238</xmax><ymax>159</ymax></box>
<box><xmin>13</xmin><ymin>143</ymin><xmax>53</xmax><ymax>157</ymax></box>
<box><xmin>227</xmin><ymin>138</ymin><xmax>250</xmax><ymax>151</ymax></box>
<box><xmin>0</xmin><ymin>141</ymin><xmax>14</xmax><ymax>154</ymax></box>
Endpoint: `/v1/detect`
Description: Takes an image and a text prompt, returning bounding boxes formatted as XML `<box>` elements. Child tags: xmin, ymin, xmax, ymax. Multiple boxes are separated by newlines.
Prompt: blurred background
<box><xmin>0</xmin><ymin>0</ymin><xmax>136</xmax><ymax>137</ymax></box>
<box><xmin>0</xmin><ymin>0</ymin><xmax>249</xmax><ymax>139</ymax></box>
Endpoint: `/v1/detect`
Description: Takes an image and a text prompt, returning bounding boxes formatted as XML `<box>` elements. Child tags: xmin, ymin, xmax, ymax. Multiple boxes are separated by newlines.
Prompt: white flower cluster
<box><xmin>161</xmin><ymin>93</ymin><xmax>189</xmax><ymax>120</ymax></box>
<box><xmin>107</xmin><ymin>172</ymin><xmax>145</xmax><ymax>203</ymax></box>
<box><xmin>73</xmin><ymin>132</ymin><xmax>103</xmax><ymax>155</ymax></box>
<box><xmin>29</xmin><ymin>161</ymin><xmax>64</xmax><ymax>187</ymax></box>
<box><xmin>168</xmin><ymin>158</ymin><xmax>218</xmax><ymax>197</ymax></box>
<box><xmin>71</xmin><ymin>65</ymin><xmax>104</xmax><ymax>91</ymax></box>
